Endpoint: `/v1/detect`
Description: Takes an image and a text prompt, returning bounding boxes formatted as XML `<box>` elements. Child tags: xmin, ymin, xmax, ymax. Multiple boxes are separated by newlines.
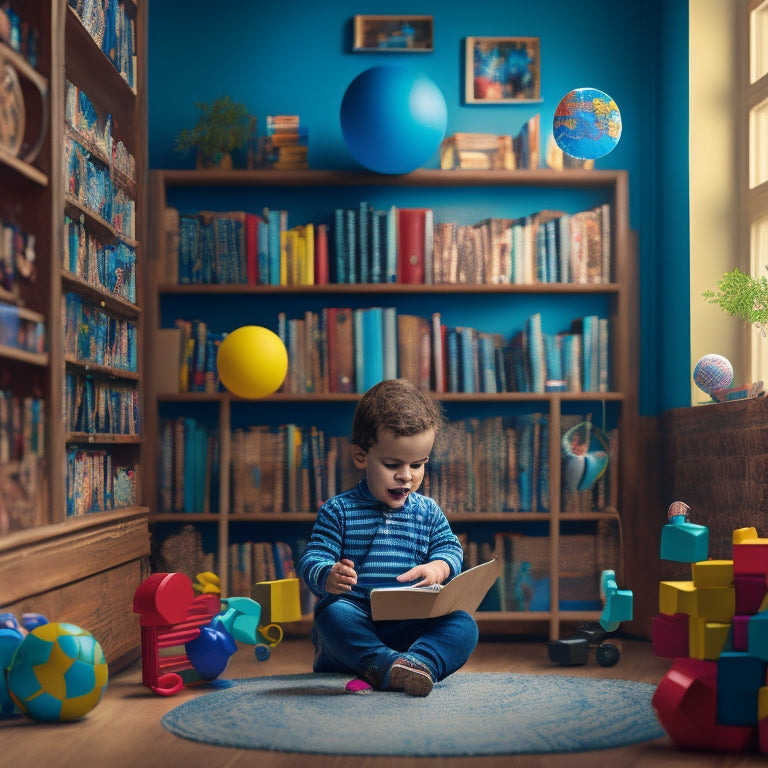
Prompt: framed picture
<box><xmin>465</xmin><ymin>36</ymin><xmax>541</xmax><ymax>104</ymax></box>
<box><xmin>353</xmin><ymin>15</ymin><xmax>434</xmax><ymax>53</ymax></box>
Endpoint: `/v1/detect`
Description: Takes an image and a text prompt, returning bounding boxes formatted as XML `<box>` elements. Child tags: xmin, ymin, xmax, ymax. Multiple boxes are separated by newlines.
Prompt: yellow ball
<box><xmin>216</xmin><ymin>325</ymin><xmax>288</xmax><ymax>399</ymax></box>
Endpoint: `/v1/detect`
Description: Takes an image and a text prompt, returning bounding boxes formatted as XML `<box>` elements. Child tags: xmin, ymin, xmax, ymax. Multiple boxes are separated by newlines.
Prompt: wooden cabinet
<box><xmin>145</xmin><ymin>167</ymin><xmax>637</xmax><ymax>640</ymax></box>
<box><xmin>0</xmin><ymin>1</ymin><xmax>149</xmax><ymax>670</ymax></box>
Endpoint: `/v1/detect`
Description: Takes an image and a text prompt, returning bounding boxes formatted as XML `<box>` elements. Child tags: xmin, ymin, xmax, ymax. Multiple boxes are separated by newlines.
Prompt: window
<box><xmin>745</xmin><ymin>0</ymin><xmax>768</xmax><ymax>381</ymax></box>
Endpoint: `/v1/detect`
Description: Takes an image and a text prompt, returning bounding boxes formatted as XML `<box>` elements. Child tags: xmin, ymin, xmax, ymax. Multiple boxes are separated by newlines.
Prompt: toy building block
<box><xmin>733</xmin><ymin>537</ymin><xmax>768</xmax><ymax>577</ymax></box>
<box><xmin>696</xmin><ymin>585</ymin><xmax>736</xmax><ymax>623</ymax></box>
<box><xmin>735</xmin><ymin>574</ymin><xmax>768</xmax><ymax>615</ymax></box>
<box><xmin>688</xmin><ymin>617</ymin><xmax>731</xmax><ymax>660</ymax></box>
<box><xmin>659</xmin><ymin>580</ymin><xmax>698</xmax><ymax>616</ymax></box>
<box><xmin>251</xmin><ymin>578</ymin><xmax>302</xmax><ymax>624</ymax></box>
<box><xmin>214</xmin><ymin>596</ymin><xmax>263</xmax><ymax>644</ymax></box>
<box><xmin>692</xmin><ymin>560</ymin><xmax>734</xmax><ymax>588</ymax></box>
<box><xmin>748</xmin><ymin>610</ymin><xmax>768</xmax><ymax>661</ymax></box>
<box><xmin>760</xmin><ymin>687</ymin><xmax>768</xmax><ymax>754</ymax></box>
<box><xmin>660</xmin><ymin>518</ymin><xmax>709</xmax><ymax>563</ymax></box>
<box><xmin>734</xmin><ymin>526</ymin><xmax>759</xmax><ymax>544</ymax></box>
<box><xmin>652</xmin><ymin>612</ymin><xmax>689</xmax><ymax>658</ymax></box>
<box><xmin>652</xmin><ymin>657</ymin><xmax>755</xmax><ymax>751</ymax></box>
<box><xmin>717</xmin><ymin>652</ymin><xmax>767</xmax><ymax>726</ymax></box>
<box><xmin>733</xmin><ymin>615</ymin><xmax>751</xmax><ymax>651</ymax></box>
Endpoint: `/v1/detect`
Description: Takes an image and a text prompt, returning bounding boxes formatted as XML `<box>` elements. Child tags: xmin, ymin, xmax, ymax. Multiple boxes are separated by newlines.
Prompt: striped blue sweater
<box><xmin>297</xmin><ymin>480</ymin><xmax>463</xmax><ymax>606</ymax></box>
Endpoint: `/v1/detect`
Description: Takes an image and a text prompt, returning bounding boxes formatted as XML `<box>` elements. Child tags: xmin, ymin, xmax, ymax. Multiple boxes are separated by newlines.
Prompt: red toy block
<box><xmin>652</xmin><ymin>658</ymin><xmax>756</xmax><ymax>752</ymax></box>
<box><xmin>733</xmin><ymin>541</ymin><xmax>768</xmax><ymax>577</ymax></box>
<box><xmin>652</xmin><ymin>612</ymin><xmax>689</xmax><ymax>658</ymax></box>
<box><xmin>735</xmin><ymin>574</ymin><xmax>768</xmax><ymax>615</ymax></box>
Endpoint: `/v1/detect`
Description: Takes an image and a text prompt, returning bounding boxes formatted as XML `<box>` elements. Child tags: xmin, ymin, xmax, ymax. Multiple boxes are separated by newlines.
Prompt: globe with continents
<box><xmin>553</xmin><ymin>88</ymin><xmax>622</xmax><ymax>160</ymax></box>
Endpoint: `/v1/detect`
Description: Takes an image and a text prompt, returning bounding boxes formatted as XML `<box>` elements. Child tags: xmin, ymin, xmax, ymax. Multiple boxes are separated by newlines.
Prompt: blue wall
<box><xmin>147</xmin><ymin>0</ymin><xmax>690</xmax><ymax>416</ymax></box>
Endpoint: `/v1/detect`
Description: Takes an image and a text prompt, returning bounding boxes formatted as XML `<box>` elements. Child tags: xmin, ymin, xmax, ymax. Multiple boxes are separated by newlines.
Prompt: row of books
<box><xmin>1</xmin><ymin>3</ymin><xmax>40</xmax><ymax>67</ymax></box>
<box><xmin>277</xmin><ymin>307</ymin><xmax>610</xmax><ymax>395</ymax></box>
<box><xmin>64</xmin><ymin>81</ymin><xmax>136</xmax><ymax>182</ymax></box>
<box><xmin>64</xmin><ymin>136</ymin><xmax>136</xmax><ymax>241</ymax></box>
<box><xmin>225</xmin><ymin>413</ymin><xmax>618</xmax><ymax>517</ymax></box>
<box><xmin>64</xmin><ymin>373</ymin><xmax>139</xmax><ymax>435</ymax></box>
<box><xmin>63</xmin><ymin>293</ymin><xmax>137</xmax><ymax>372</ymax></box>
<box><xmin>0</xmin><ymin>390</ymin><xmax>44</xmax><ymax>463</ymax></box>
<box><xmin>69</xmin><ymin>0</ymin><xmax>137</xmax><ymax>88</ymax></box>
<box><xmin>225</xmin><ymin>539</ymin><xmax>304</xmax><ymax>602</ymax></box>
<box><xmin>64</xmin><ymin>215</ymin><xmax>137</xmax><ymax>304</ymax></box>
<box><xmin>0</xmin><ymin>303</ymin><xmax>45</xmax><ymax>354</ymax></box>
<box><xmin>163</xmin><ymin>200</ymin><xmax>611</xmax><ymax>287</ymax></box>
<box><xmin>438</xmin><ymin>114</ymin><xmax>541</xmax><ymax>171</ymax></box>
<box><xmin>65</xmin><ymin>448</ymin><xmax>137</xmax><ymax>517</ymax></box>
<box><xmin>158</xmin><ymin>417</ymin><xmax>220</xmax><ymax>515</ymax></box>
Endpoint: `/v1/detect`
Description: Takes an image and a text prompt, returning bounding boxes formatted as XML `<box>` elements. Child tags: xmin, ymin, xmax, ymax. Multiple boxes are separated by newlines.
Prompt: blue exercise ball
<box><xmin>340</xmin><ymin>66</ymin><xmax>447</xmax><ymax>174</ymax></box>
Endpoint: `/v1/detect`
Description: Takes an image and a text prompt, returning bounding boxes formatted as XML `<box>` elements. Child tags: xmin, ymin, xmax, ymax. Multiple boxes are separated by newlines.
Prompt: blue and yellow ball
<box><xmin>7</xmin><ymin>622</ymin><xmax>108</xmax><ymax>721</ymax></box>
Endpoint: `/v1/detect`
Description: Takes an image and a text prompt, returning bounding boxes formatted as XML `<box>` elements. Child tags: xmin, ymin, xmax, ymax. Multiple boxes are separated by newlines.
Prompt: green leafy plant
<box><xmin>703</xmin><ymin>266</ymin><xmax>768</xmax><ymax>336</ymax></box>
<box><xmin>174</xmin><ymin>96</ymin><xmax>254</xmax><ymax>167</ymax></box>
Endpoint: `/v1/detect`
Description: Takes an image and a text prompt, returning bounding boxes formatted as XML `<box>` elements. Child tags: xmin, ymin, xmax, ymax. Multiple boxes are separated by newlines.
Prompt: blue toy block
<box><xmin>717</xmin><ymin>651</ymin><xmax>766</xmax><ymax>726</ymax></box>
<box><xmin>660</xmin><ymin>519</ymin><xmax>709</xmax><ymax>563</ymax></box>
<box><xmin>748</xmin><ymin>610</ymin><xmax>768</xmax><ymax>661</ymax></box>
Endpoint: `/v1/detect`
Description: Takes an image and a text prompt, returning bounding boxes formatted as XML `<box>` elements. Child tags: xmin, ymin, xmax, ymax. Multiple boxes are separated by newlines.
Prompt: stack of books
<box><xmin>440</xmin><ymin>115</ymin><xmax>540</xmax><ymax>170</ymax></box>
<box><xmin>260</xmin><ymin>115</ymin><xmax>308</xmax><ymax>169</ymax></box>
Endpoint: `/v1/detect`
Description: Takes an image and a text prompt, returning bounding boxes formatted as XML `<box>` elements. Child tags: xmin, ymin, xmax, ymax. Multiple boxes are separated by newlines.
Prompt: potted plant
<box><xmin>174</xmin><ymin>96</ymin><xmax>254</xmax><ymax>169</ymax></box>
<box><xmin>703</xmin><ymin>266</ymin><xmax>768</xmax><ymax>337</ymax></box>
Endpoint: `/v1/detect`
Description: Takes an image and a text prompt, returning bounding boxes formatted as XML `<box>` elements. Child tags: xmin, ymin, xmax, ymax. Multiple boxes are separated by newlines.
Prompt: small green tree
<box><xmin>702</xmin><ymin>267</ymin><xmax>768</xmax><ymax>336</ymax></box>
<box><xmin>174</xmin><ymin>96</ymin><xmax>253</xmax><ymax>167</ymax></box>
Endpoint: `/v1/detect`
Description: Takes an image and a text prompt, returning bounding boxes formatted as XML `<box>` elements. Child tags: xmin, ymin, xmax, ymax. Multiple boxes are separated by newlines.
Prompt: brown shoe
<box><xmin>387</xmin><ymin>657</ymin><xmax>433</xmax><ymax>697</ymax></box>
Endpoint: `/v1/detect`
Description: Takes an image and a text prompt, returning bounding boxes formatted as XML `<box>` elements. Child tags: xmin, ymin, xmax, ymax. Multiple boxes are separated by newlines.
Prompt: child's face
<box><xmin>353</xmin><ymin>428</ymin><xmax>435</xmax><ymax>509</ymax></box>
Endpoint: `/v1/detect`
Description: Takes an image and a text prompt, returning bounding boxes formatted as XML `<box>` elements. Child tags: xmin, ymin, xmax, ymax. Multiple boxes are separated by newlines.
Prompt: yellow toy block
<box><xmin>692</xmin><ymin>560</ymin><xmax>734</xmax><ymax>588</ymax></box>
<box><xmin>696</xmin><ymin>585</ymin><xmax>736</xmax><ymax>622</ymax></box>
<box><xmin>759</xmin><ymin>686</ymin><xmax>768</xmax><ymax>720</ymax></box>
<box><xmin>659</xmin><ymin>581</ymin><xmax>697</xmax><ymax>616</ymax></box>
<box><xmin>734</xmin><ymin>527</ymin><xmax>759</xmax><ymax>544</ymax></box>
<box><xmin>688</xmin><ymin>616</ymin><xmax>731</xmax><ymax>660</ymax></box>
<box><xmin>251</xmin><ymin>578</ymin><xmax>302</xmax><ymax>624</ymax></box>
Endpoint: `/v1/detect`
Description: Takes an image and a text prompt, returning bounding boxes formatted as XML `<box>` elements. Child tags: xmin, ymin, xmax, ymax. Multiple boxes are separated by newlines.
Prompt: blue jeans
<box><xmin>311</xmin><ymin>597</ymin><xmax>479</xmax><ymax>688</ymax></box>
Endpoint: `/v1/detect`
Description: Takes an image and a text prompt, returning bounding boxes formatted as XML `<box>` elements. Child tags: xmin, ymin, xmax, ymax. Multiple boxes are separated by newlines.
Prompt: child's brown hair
<box><xmin>350</xmin><ymin>378</ymin><xmax>445</xmax><ymax>451</ymax></box>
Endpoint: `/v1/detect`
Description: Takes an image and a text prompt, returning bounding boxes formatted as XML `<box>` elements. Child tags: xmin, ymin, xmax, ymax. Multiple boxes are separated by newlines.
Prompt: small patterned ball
<box><xmin>693</xmin><ymin>354</ymin><xmax>733</xmax><ymax>395</ymax></box>
<box><xmin>7</xmin><ymin>622</ymin><xmax>108</xmax><ymax>721</ymax></box>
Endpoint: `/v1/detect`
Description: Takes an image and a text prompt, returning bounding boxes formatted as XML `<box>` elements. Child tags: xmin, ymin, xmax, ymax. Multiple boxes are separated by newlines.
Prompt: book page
<box><xmin>370</xmin><ymin>559</ymin><xmax>500</xmax><ymax>621</ymax></box>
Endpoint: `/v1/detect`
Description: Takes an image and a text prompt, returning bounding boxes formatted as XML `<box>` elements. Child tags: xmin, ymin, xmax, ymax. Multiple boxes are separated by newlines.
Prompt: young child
<box><xmin>297</xmin><ymin>378</ymin><xmax>478</xmax><ymax>696</ymax></box>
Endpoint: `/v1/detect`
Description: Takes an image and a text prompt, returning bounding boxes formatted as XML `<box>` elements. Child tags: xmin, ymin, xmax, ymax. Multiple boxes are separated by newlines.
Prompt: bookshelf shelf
<box><xmin>0</xmin><ymin>1</ymin><xmax>149</xmax><ymax>671</ymax></box>
<box><xmin>145</xmin><ymin>166</ymin><xmax>637</xmax><ymax>641</ymax></box>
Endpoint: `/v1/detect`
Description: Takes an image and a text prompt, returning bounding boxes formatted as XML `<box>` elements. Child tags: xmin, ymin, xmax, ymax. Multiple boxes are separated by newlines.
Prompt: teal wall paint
<box><xmin>147</xmin><ymin>0</ymin><xmax>691</xmax><ymax>416</ymax></box>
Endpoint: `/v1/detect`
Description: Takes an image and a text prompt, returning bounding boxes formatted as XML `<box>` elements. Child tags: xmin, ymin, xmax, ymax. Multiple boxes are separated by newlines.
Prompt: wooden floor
<box><xmin>2</xmin><ymin>634</ymin><xmax>766</xmax><ymax>768</ymax></box>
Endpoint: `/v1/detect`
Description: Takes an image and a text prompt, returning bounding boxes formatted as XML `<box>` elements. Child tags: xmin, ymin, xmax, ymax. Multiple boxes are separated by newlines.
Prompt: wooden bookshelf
<box><xmin>0</xmin><ymin>1</ymin><xmax>149</xmax><ymax>671</ymax></box>
<box><xmin>145</xmin><ymin>167</ymin><xmax>637</xmax><ymax>640</ymax></box>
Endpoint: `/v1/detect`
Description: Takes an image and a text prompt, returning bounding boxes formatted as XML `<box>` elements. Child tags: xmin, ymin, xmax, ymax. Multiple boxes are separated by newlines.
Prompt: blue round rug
<box><xmin>161</xmin><ymin>672</ymin><xmax>665</xmax><ymax>756</ymax></box>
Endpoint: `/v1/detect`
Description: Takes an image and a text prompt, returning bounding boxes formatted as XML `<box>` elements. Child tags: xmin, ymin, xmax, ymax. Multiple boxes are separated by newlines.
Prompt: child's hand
<box><xmin>327</xmin><ymin>558</ymin><xmax>357</xmax><ymax>594</ymax></box>
<box><xmin>397</xmin><ymin>560</ymin><xmax>450</xmax><ymax>588</ymax></box>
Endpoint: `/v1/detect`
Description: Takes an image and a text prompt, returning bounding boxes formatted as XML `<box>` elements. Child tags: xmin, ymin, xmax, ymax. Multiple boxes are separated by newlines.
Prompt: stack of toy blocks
<box><xmin>651</xmin><ymin>506</ymin><xmax>768</xmax><ymax>753</ymax></box>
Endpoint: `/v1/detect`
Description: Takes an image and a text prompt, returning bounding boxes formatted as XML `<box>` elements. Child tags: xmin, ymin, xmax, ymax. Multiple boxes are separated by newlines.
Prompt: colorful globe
<box><xmin>7</xmin><ymin>622</ymin><xmax>108</xmax><ymax>721</ymax></box>
<box><xmin>693</xmin><ymin>353</ymin><xmax>734</xmax><ymax>395</ymax></box>
<box><xmin>553</xmin><ymin>88</ymin><xmax>622</xmax><ymax>160</ymax></box>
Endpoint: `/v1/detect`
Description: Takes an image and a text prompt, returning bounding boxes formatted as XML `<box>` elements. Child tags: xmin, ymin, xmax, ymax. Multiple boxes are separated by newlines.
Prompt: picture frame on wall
<box><xmin>353</xmin><ymin>15</ymin><xmax>434</xmax><ymax>53</ymax></box>
<box><xmin>465</xmin><ymin>36</ymin><xmax>541</xmax><ymax>104</ymax></box>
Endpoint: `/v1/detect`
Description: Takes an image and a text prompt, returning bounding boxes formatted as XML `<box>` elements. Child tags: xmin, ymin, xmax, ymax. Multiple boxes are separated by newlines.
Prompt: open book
<box><xmin>370</xmin><ymin>559</ymin><xmax>500</xmax><ymax>621</ymax></box>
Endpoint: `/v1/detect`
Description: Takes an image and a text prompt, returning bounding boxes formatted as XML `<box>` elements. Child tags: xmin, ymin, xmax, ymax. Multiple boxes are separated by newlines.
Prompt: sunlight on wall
<box><xmin>689</xmin><ymin>0</ymin><xmax>742</xmax><ymax>405</ymax></box>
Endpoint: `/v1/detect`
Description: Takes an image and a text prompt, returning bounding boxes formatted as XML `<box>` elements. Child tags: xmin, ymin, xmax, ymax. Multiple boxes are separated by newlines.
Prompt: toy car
<box><xmin>547</xmin><ymin>622</ymin><xmax>621</xmax><ymax>667</ymax></box>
